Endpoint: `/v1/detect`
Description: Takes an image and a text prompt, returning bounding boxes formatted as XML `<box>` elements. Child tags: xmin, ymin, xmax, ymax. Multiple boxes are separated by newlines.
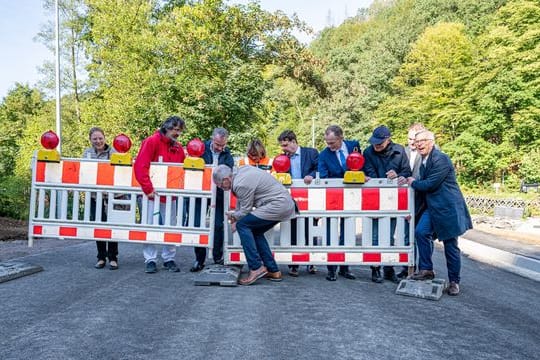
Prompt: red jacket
<box><xmin>134</xmin><ymin>130</ymin><xmax>185</xmax><ymax>195</ymax></box>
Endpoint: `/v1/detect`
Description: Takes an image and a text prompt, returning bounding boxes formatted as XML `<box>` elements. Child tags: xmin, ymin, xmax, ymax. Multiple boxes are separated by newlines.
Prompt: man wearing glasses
<box><xmin>400</xmin><ymin>130</ymin><xmax>472</xmax><ymax>296</ymax></box>
<box><xmin>213</xmin><ymin>165</ymin><xmax>296</xmax><ymax>285</ymax></box>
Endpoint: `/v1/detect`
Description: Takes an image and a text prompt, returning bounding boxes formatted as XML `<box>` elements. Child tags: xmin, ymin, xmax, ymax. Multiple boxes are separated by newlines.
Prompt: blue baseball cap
<box><xmin>369</xmin><ymin>125</ymin><xmax>391</xmax><ymax>145</ymax></box>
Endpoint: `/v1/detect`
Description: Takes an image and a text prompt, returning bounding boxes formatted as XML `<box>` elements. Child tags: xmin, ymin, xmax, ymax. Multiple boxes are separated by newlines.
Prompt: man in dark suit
<box><xmin>278</xmin><ymin>130</ymin><xmax>319</xmax><ymax>276</ymax></box>
<box><xmin>363</xmin><ymin>125</ymin><xmax>411</xmax><ymax>284</ymax></box>
<box><xmin>318</xmin><ymin>125</ymin><xmax>360</xmax><ymax>281</ymax></box>
<box><xmin>191</xmin><ymin>127</ymin><xmax>234</xmax><ymax>272</ymax></box>
<box><xmin>402</xmin><ymin>130</ymin><xmax>472</xmax><ymax>296</ymax></box>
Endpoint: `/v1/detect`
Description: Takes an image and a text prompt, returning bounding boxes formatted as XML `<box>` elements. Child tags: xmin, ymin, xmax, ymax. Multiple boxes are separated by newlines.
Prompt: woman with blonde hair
<box><xmin>238</xmin><ymin>138</ymin><xmax>273</xmax><ymax>171</ymax></box>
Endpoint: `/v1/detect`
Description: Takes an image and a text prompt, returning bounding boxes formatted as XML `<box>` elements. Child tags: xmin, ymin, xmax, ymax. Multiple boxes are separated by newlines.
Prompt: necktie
<box><xmin>339</xmin><ymin>150</ymin><xmax>347</xmax><ymax>171</ymax></box>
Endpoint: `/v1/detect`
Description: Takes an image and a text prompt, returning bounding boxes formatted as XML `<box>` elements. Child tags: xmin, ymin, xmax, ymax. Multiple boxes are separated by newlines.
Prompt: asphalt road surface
<box><xmin>1</xmin><ymin>240</ymin><xmax>538</xmax><ymax>360</ymax></box>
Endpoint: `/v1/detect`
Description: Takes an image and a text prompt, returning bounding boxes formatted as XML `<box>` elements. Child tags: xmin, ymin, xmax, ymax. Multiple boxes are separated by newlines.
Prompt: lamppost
<box><xmin>55</xmin><ymin>0</ymin><xmax>62</xmax><ymax>152</ymax></box>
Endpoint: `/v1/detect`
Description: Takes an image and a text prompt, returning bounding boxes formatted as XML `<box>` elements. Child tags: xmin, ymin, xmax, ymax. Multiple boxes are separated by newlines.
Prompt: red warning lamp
<box><xmin>186</xmin><ymin>138</ymin><xmax>205</xmax><ymax>158</ymax></box>
<box><xmin>37</xmin><ymin>130</ymin><xmax>60</xmax><ymax>162</ymax></box>
<box><xmin>343</xmin><ymin>151</ymin><xmax>366</xmax><ymax>184</ymax></box>
<box><xmin>184</xmin><ymin>138</ymin><xmax>206</xmax><ymax>170</ymax></box>
<box><xmin>40</xmin><ymin>130</ymin><xmax>59</xmax><ymax>150</ymax></box>
<box><xmin>113</xmin><ymin>134</ymin><xmax>132</xmax><ymax>153</ymax></box>
<box><xmin>110</xmin><ymin>134</ymin><xmax>132</xmax><ymax>166</ymax></box>
<box><xmin>272</xmin><ymin>154</ymin><xmax>292</xmax><ymax>185</ymax></box>
<box><xmin>272</xmin><ymin>154</ymin><xmax>291</xmax><ymax>173</ymax></box>
<box><xmin>346</xmin><ymin>151</ymin><xmax>365</xmax><ymax>171</ymax></box>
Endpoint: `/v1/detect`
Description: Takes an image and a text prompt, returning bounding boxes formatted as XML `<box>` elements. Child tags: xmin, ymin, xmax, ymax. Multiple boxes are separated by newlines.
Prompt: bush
<box><xmin>0</xmin><ymin>175</ymin><xmax>31</xmax><ymax>220</ymax></box>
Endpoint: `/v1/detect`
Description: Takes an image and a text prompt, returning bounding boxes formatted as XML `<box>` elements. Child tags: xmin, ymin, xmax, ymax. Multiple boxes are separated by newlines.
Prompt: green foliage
<box><xmin>0</xmin><ymin>175</ymin><xmax>31</xmax><ymax>219</ymax></box>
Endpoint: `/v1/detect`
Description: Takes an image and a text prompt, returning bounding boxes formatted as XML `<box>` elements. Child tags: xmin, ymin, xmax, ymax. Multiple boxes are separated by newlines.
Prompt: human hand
<box><xmin>147</xmin><ymin>191</ymin><xmax>155</xmax><ymax>200</ymax></box>
<box><xmin>406</xmin><ymin>177</ymin><xmax>415</xmax><ymax>186</ymax></box>
<box><xmin>397</xmin><ymin>176</ymin><xmax>408</xmax><ymax>185</ymax></box>
<box><xmin>386</xmin><ymin>169</ymin><xmax>397</xmax><ymax>179</ymax></box>
<box><xmin>304</xmin><ymin>175</ymin><xmax>313</xmax><ymax>185</ymax></box>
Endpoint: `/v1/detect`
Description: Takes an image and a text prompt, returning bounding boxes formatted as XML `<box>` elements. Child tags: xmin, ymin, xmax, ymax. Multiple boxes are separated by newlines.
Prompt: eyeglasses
<box><xmin>414</xmin><ymin>138</ymin><xmax>433</xmax><ymax>145</ymax></box>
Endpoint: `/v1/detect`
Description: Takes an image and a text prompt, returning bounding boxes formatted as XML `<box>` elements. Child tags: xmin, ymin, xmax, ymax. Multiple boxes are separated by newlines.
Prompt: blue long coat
<box><xmin>411</xmin><ymin>148</ymin><xmax>472</xmax><ymax>240</ymax></box>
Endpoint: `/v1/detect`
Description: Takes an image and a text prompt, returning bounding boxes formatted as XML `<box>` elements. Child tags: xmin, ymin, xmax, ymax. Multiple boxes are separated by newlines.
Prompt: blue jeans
<box><xmin>415</xmin><ymin>210</ymin><xmax>461</xmax><ymax>283</ymax></box>
<box><xmin>236</xmin><ymin>214</ymin><xmax>279</xmax><ymax>272</ymax></box>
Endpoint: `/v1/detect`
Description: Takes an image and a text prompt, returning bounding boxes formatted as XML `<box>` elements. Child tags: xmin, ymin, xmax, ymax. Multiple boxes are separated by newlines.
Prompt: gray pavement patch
<box><xmin>395</xmin><ymin>278</ymin><xmax>446</xmax><ymax>300</ymax></box>
<box><xmin>0</xmin><ymin>261</ymin><xmax>43</xmax><ymax>283</ymax></box>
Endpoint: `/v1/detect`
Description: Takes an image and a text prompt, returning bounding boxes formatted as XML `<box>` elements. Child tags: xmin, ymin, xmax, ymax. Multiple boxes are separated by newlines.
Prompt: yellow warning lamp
<box><xmin>184</xmin><ymin>138</ymin><xmax>206</xmax><ymax>170</ymax></box>
<box><xmin>37</xmin><ymin>130</ymin><xmax>60</xmax><ymax>162</ymax></box>
<box><xmin>272</xmin><ymin>154</ymin><xmax>292</xmax><ymax>185</ymax></box>
<box><xmin>110</xmin><ymin>134</ymin><xmax>132</xmax><ymax>166</ymax></box>
<box><xmin>343</xmin><ymin>151</ymin><xmax>366</xmax><ymax>184</ymax></box>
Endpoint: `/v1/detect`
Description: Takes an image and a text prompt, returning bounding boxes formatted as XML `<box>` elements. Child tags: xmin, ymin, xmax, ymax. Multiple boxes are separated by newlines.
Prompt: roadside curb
<box><xmin>459</xmin><ymin>236</ymin><xmax>540</xmax><ymax>282</ymax></box>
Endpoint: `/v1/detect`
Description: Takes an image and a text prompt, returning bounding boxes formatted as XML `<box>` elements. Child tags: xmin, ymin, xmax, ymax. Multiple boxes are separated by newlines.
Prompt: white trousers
<box><xmin>143</xmin><ymin>199</ymin><xmax>177</xmax><ymax>263</ymax></box>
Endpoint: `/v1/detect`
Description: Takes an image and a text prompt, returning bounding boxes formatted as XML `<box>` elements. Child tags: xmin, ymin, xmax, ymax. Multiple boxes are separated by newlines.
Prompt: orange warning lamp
<box><xmin>110</xmin><ymin>134</ymin><xmax>132</xmax><ymax>166</ymax></box>
<box><xmin>344</xmin><ymin>151</ymin><xmax>365</xmax><ymax>184</ymax></box>
<box><xmin>184</xmin><ymin>138</ymin><xmax>206</xmax><ymax>170</ymax></box>
<box><xmin>37</xmin><ymin>130</ymin><xmax>60</xmax><ymax>162</ymax></box>
<box><xmin>272</xmin><ymin>154</ymin><xmax>292</xmax><ymax>185</ymax></box>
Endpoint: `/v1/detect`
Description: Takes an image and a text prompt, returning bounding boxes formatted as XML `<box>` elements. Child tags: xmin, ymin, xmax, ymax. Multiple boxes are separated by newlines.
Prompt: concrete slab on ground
<box><xmin>0</xmin><ymin>261</ymin><xmax>43</xmax><ymax>283</ymax></box>
<box><xmin>193</xmin><ymin>264</ymin><xmax>242</xmax><ymax>286</ymax></box>
<box><xmin>395</xmin><ymin>278</ymin><xmax>446</xmax><ymax>300</ymax></box>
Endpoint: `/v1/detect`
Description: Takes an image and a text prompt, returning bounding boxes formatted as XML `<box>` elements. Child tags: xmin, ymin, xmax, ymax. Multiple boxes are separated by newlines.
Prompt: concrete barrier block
<box><xmin>194</xmin><ymin>264</ymin><xmax>242</xmax><ymax>286</ymax></box>
<box><xmin>395</xmin><ymin>278</ymin><xmax>446</xmax><ymax>300</ymax></box>
<box><xmin>0</xmin><ymin>261</ymin><xmax>43</xmax><ymax>283</ymax></box>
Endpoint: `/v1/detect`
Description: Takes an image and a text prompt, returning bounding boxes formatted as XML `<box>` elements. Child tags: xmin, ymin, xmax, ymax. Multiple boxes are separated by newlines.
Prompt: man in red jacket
<box><xmin>134</xmin><ymin>116</ymin><xmax>186</xmax><ymax>274</ymax></box>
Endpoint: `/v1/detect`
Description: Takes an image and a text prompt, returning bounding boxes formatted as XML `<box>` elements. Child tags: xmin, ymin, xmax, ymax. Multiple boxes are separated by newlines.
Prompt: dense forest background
<box><xmin>1</xmin><ymin>0</ymin><xmax>539</xmax><ymax>218</ymax></box>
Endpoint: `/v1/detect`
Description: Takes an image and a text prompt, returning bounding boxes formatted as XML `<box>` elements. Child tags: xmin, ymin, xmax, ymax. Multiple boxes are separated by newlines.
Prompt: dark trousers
<box><xmin>236</xmin><ymin>214</ymin><xmax>279</xmax><ymax>272</ymax></box>
<box><xmin>415</xmin><ymin>210</ymin><xmax>461</xmax><ymax>283</ymax></box>
<box><xmin>90</xmin><ymin>197</ymin><xmax>118</xmax><ymax>261</ymax></box>
<box><xmin>372</xmin><ymin>218</ymin><xmax>397</xmax><ymax>275</ymax></box>
<box><xmin>289</xmin><ymin>217</ymin><xmax>312</xmax><ymax>270</ymax></box>
<box><xmin>191</xmin><ymin>197</ymin><xmax>225</xmax><ymax>264</ymax></box>
<box><xmin>326</xmin><ymin>217</ymin><xmax>349</xmax><ymax>274</ymax></box>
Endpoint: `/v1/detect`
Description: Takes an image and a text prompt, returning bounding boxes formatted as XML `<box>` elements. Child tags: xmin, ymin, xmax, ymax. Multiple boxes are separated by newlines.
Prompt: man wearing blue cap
<box><xmin>363</xmin><ymin>125</ymin><xmax>411</xmax><ymax>283</ymax></box>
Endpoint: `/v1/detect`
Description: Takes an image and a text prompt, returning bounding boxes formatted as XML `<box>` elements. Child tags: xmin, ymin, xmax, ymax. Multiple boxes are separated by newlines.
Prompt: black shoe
<box><xmin>190</xmin><ymin>261</ymin><xmax>205</xmax><ymax>272</ymax></box>
<box><xmin>145</xmin><ymin>261</ymin><xmax>157</xmax><ymax>274</ymax></box>
<box><xmin>213</xmin><ymin>258</ymin><xmax>224</xmax><ymax>265</ymax></box>
<box><xmin>397</xmin><ymin>269</ymin><xmax>409</xmax><ymax>280</ymax></box>
<box><xmin>109</xmin><ymin>260</ymin><xmax>119</xmax><ymax>270</ymax></box>
<box><xmin>371</xmin><ymin>266</ymin><xmax>383</xmax><ymax>283</ymax></box>
<box><xmin>95</xmin><ymin>260</ymin><xmax>106</xmax><ymax>269</ymax></box>
<box><xmin>307</xmin><ymin>265</ymin><xmax>317</xmax><ymax>274</ymax></box>
<box><xmin>338</xmin><ymin>271</ymin><xmax>356</xmax><ymax>280</ymax></box>
<box><xmin>164</xmin><ymin>261</ymin><xmax>180</xmax><ymax>272</ymax></box>
<box><xmin>326</xmin><ymin>271</ymin><xmax>337</xmax><ymax>281</ymax></box>
<box><xmin>288</xmin><ymin>265</ymin><xmax>299</xmax><ymax>277</ymax></box>
<box><xmin>384</xmin><ymin>272</ymin><xmax>399</xmax><ymax>284</ymax></box>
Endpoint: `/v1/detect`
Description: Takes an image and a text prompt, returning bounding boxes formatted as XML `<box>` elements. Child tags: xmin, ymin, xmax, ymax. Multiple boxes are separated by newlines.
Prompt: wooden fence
<box><xmin>465</xmin><ymin>196</ymin><xmax>540</xmax><ymax>215</ymax></box>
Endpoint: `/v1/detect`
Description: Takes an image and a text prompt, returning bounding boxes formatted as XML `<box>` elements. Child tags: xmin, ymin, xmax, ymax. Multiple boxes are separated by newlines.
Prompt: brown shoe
<box><xmin>411</xmin><ymin>269</ymin><xmax>435</xmax><ymax>281</ymax></box>
<box><xmin>265</xmin><ymin>271</ymin><xmax>283</xmax><ymax>282</ymax></box>
<box><xmin>448</xmin><ymin>281</ymin><xmax>460</xmax><ymax>296</ymax></box>
<box><xmin>239</xmin><ymin>266</ymin><xmax>268</xmax><ymax>285</ymax></box>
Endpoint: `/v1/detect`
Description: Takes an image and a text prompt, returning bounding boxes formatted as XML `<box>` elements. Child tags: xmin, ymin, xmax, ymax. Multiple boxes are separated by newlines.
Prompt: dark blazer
<box><xmin>411</xmin><ymin>148</ymin><xmax>472</xmax><ymax>240</ymax></box>
<box><xmin>202</xmin><ymin>140</ymin><xmax>234</xmax><ymax>205</ymax></box>
<box><xmin>362</xmin><ymin>142</ymin><xmax>411</xmax><ymax>179</ymax></box>
<box><xmin>405</xmin><ymin>145</ymin><xmax>422</xmax><ymax>178</ymax></box>
<box><xmin>294</xmin><ymin>146</ymin><xmax>319</xmax><ymax>178</ymax></box>
<box><xmin>318</xmin><ymin>140</ymin><xmax>361</xmax><ymax>179</ymax></box>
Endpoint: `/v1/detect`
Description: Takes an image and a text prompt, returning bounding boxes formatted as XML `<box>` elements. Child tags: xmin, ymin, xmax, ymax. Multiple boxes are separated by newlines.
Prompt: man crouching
<box><xmin>213</xmin><ymin>165</ymin><xmax>296</xmax><ymax>285</ymax></box>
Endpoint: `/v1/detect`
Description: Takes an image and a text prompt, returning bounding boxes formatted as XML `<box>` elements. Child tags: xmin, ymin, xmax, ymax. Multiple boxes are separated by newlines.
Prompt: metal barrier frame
<box><xmin>28</xmin><ymin>156</ymin><xmax>216</xmax><ymax>252</ymax></box>
<box><xmin>223</xmin><ymin>178</ymin><xmax>415</xmax><ymax>267</ymax></box>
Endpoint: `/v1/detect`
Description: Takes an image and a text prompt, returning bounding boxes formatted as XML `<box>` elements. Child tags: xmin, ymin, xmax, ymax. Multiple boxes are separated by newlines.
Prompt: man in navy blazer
<box><xmin>318</xmin><ymin>125</ymin><xmax>360</xmax><ymax>281</ymax></box>
<box><xmin>403</xmin><ymin>130</ymin><xmax>472</xmax><ymax>296</ymax></box>
<box><xmin>278</xmin><ymin>130</ymin><xmax>319</xmax><ymax>276</ymax></box>
<box><xmin>191</xmin><ymin>128</ymin><xmax>234</xmax><ymax>272</ymax></box>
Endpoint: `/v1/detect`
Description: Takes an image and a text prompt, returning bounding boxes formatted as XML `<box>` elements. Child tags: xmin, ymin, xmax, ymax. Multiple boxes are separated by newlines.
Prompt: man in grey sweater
<box><xmin>213</xmin><ymin>165</ymin><xmax>296</xmax><ymax>285</ymax></box>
